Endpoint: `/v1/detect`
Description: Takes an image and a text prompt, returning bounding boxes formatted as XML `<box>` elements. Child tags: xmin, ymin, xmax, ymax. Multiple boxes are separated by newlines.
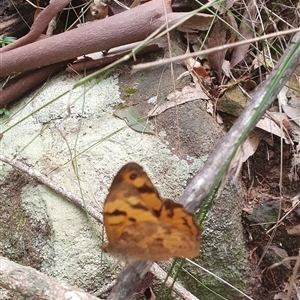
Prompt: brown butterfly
<box><xmin>102</xmin><ymin>162</ymin><xmax>200</xmax><ymax>261</ymax></box>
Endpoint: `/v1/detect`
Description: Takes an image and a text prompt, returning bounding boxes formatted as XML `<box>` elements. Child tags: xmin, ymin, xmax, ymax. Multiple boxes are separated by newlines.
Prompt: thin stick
<box><xmin>0</xmin><ymin>154</ymin><xmax>103</xmax><ymax>223</ymax></box>
<box><xmin>132</xmin><ymin>27</ymin><xmax>300</xmax><ymax>71</ymax></box>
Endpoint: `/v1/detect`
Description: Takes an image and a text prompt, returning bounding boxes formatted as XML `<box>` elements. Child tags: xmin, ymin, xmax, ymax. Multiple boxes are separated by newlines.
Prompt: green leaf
<box><xmin>114</xmin><ymin>106</ymin><xmax>154</xmax><ymax>134</ymax></box>
<box><xmin>0</xmin><ymin>108</ymin><xmax>10</xmax><ymax>117</ymax></box>
<box><xmin>0</xmin><ymin>36</ymin><xmax>17</xmax><ymax>47</ymax></box>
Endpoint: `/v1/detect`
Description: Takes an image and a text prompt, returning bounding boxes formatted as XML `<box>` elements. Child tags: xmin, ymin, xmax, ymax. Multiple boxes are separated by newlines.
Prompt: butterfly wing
<box><xmin>109</xmin><ymin>162</ymin><xmax>163</xmax><ymax>212</ymax></box>
<box><xmin>157</xmin><ymin>199</ymin><xmax>200</xmax><ymax>258</ymax></box>
<box><xmin>103</xmin><ymin>163</ymin><xmax>200</xmax><ymax>261</ymax></box>
<box><xmin>103</xmin><ymin>182</ymin><xmax>158</xmax><ymax>245</ymax></box>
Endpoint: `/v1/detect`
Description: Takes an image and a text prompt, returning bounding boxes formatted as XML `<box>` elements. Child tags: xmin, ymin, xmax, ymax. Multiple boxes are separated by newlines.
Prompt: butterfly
<box><xmin>102</xmin><ymin>162</ymin><xmax>200</xmax><ymax>261</ymax></box>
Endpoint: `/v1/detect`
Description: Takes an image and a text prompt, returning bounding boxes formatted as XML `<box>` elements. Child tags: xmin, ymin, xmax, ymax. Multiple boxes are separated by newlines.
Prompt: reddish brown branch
<box><xmin>0</xmin><ymin>0</ymin><xmax>172</xmax><ymax>77</ymax></box>
<box><xmin>0</xmin><ymin>0</ymin><xmax>73</xmax><ymax>53</ymax></box>
<box><xmin>0</xmin><ymin>61</ymin><xmax>71</xmax><ymax>107</ymax></box>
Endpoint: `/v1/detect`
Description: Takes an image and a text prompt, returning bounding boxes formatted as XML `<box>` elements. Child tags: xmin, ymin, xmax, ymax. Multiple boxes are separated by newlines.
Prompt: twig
<box><xmin>0</xmin><ymin>60</ymin><xmax>71</xmax><ymax>108</ymax></box>
<box><xmin>92</xmin><ymin>280</ymin><xmax>116</xmax><ymax>297</ymax></box>
<box><xmin>0</xmin><ymin>154</ymin><xmax>103</xmax><ymax>223</ymax></box>
<box><xmin>107</xmin><ymin>261</ymin><xmax>153</xmax><ymax>300</ymax></box>
<box><xmin>132</xmin><ymin>27</ymin><xmax>300</xmax><ymax>71</ymax></box>
<box><xmin>286</xmin><ymin>250</ymin><xmax>300</xmax><ymax>300</ymax></box>
<box><xmin>66</xmin><ymin>42</ymin><xmax>161</xmax><ymax>73</ymax></box>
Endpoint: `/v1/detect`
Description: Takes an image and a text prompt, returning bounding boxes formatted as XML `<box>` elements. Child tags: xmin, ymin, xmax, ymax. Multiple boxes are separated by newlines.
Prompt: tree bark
<box><xmin>0</xmin><ymin>256</ymin><xmax>100</xmax><ymax>300</ymax></box>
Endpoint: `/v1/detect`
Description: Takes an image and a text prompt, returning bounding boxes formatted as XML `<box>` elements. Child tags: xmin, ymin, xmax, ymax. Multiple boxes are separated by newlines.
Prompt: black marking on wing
<box><xmin>152</xmin><ymin>209</ymin><xmax>161</xmax><ymax>218</ymax></box>
<box><xmin>105</xmin><ymin>209</ymin><xmax>127</xmax><ymax>217</ymax></box>
<box><xmin>137</xmin><ymin>184</ymin><xmax>158</xmax><ymax>195</ymax></box>
<box><xmin>161</xmin><ymin>199</ymin><xmax>182</xmax><ymax>218</ymax></box>
<box><xmin>130</xmin><ymin>203</ymin><xmax>149</xmax><ymax>211</ymax></box>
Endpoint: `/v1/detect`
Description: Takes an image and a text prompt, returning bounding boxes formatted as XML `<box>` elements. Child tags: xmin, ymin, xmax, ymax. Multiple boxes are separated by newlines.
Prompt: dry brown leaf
<box><xmin>230</xmin><ymin>1</ymin><xmax>257</xmax><ymax>67</ymax></box>
<box><xmin>206</xmin><ymin>100</ymin><xmax>214</xmax><ymax>116</ymax></box>
<box><xmin>251</xmin><ymin>49</ymin><xmax>273</xmax><ymax>70</ymax></box>
<box><xmin>220</xmin><ymin>131</ymin><xmax>263</xmax><ymax>190</ymax></box>
<box><xmin>148</xmin><ymin>85</ymin><xmax>209</xmax><ymax>117</ymax></box>
<box><xmin>222</xmin><ymin>59</ymin><xmax>232</xmax><ymax>77</ymax></box>
<box><xmin>184</xmin><ymin>49</ymin><xmax>210</xmax><ymax>83</ymax></box>
<box><xmin>256</xmin><ymin>112</ymin><xmax>292</xmax><ymax>144</ymax></box>
<box><xmin>290</xmin><ymin>153</ymin><xmax>300</xmax><ymax>181</ymax></box>
<box><xmin>237</xmin><ymin>131</ymin><xmax>264</xmax><ymax>163</ymax></box>
<box><xmin>177</xmin><ymin>14</ymin><xmax>214</xmax><ymax>33</ymax></box>
<box><xmin>207</xmin><ymin>19</ymin><xmax>227</xmax><ymax>81</ymax></box>
<box><xmin>90</xmin><ymin>0</ymin><xmax>109</xmax><ymax>20</ymax></box>
<box><xmin>279</xmin><ymin>73</ymin><xmax>300</xmax><ymax>126</ymax></box>
<box><xmin>287</xmin><ymin>224</ymin><xmax>300</xmax><ymax>235</ymax></box>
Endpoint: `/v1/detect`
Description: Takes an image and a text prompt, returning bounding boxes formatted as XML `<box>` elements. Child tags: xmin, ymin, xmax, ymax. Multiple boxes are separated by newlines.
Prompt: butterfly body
<box><xmin>103</xmin><ymin>163</ymin><xmax>200</xmax><ymax>261</ymax></box>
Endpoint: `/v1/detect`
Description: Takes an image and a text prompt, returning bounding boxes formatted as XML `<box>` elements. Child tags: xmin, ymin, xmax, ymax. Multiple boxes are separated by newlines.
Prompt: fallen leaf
<box><xmin>177</xmin><ymin>13</ymin><xmax>214</xmax><ymax>33</ymax></box>
<box><xmin>256</xmin><ymin>112</ymin><xmax>292</xmax><ymax>144</ymax></box>
<box><xmin>148</xmin><ymin>85</ymin><xmax>209</xmax><ymax>117</ymax></box>
<box><xmin>222</xmin><ymin>60</ymin><xmax>231</xmax><ymax>77</ymax></box>
<box><xmin>237</xmin><ymin>131</ymin><xmax>264</xmax><ymax>163</ymax></box>
<box><xmin>207</xmin><ymin>19</ymin><xmax>227</xmax><ymax>81</ymax></box>
<box><xmin>206</xmin><ymin>100</ymin><xmax>214</xmax><ymax>116</ymax></box>
<box><xmin>251</xmin><ymin>48</ymin><xmax>274</xmax><ymax>70</ymax></box>
<box><xmin>230</xmin><ymin>3</ymin><xmax>257</xmax><ymax>67</ymax></box>
<box><xmin>280</xmin><ymin>73</ymin><xmax>300</xmax><ymax>126</ymax></box>
<box><xmin>274</xmin><ymin>292</ymin><xmax>288</xmax><ymax>300</ymax></box>
<box><xmin>114</xmin><ymin>106</ymin><xmax>154</xmax><ymax>134</ymax></box>
<box><xmin>287</xmin><ymin>224</ymin><xmax>300</xmax><ymax>235</ymax></box>
<box><xmin>289</xmin><ymin>153</ymin><xmax>300</xmax><ymax>181</ymax></box>
<box><xmin>184</xmin><ymin>50</ymin><xmax>209</xmax><ymax>83</ymax></box>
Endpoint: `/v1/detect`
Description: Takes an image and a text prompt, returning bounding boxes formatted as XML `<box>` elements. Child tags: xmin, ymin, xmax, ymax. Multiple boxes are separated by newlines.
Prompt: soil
<box><xmin>0</xmin><ymin>169</ymin><xmax>52</xmax><ymax>300</ymax></box>
<box><xmin>0</xmin><ymin>169</ymin><xmax>52</xmax><ymax>269</ymax></box>
<box><xmin>242</xmin><ymin>138</ymin><xmax>300</xmax><ymax>299</ymax></box>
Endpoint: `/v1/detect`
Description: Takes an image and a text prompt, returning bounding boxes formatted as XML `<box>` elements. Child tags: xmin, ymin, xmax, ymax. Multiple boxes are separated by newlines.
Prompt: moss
<box><xmin>114</xmin><ymin>103</ymin><xmax>127</xmax><ymax>110</ymax></box>
<box><xmin>123</xmin><ymin>86</ymin><xmax>137</xmax><ymax>98</ymax></box>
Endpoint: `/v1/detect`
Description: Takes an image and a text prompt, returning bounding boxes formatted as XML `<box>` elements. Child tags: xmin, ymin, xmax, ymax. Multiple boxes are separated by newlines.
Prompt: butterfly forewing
<box><xmin>104</xmin><ymin>183</ymin><xmax>159</xmax><ymax>243</ymax></box>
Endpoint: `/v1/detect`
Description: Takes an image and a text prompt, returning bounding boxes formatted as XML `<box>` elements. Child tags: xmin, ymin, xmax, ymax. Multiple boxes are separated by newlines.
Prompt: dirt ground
<box><xmin>242</xmin><ymin>138</ymin><xmax>300</xmax><ymax>299</ymax></box>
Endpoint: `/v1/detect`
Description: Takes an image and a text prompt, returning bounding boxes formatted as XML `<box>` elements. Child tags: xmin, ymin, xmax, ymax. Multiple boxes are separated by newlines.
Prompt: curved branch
<box><xmin>0</xmin><ymin>0</ymin><xmax>172</xmax><ymax>77</ymax></box>
<box><xmin>0</xmin><ymin>0</ymin><xmax>73</xmax><ymax>52</ymax></box>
